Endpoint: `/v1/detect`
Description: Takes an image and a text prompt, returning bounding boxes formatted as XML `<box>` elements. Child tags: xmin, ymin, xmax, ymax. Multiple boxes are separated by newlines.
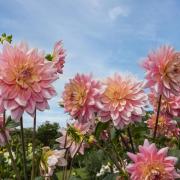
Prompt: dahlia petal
<box><xmin>11</xmin><ymin>107</ymin><xmax>24</xmax><ymax>121</ymax></box>
<box><xmin>127</xmin><ymin>152</ymin><xmax>137</xmax><ymax>162</ymax></box>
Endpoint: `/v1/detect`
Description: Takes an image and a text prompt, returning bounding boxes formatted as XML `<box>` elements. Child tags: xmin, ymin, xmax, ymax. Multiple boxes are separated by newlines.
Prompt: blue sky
<box><xmin>1</xmin><ymin>0</ymin><xmax>180</xmax><ymax>127</ymax></box>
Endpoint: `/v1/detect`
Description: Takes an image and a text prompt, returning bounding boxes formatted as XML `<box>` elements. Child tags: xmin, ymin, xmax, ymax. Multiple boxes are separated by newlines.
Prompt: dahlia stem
<box><xmin>67</xmin><ymin>139</ymin><xmax>84</xmax><ymax>180</ymax></box>
<box><xmin>2</xmin><ymin>130</ymin><xmax>21</xmax><ymax>180</ymax></box>
<box><xmin>119</xmin><ymin>131</ymin><xmax>130</xmax><ymax>151</ymax></box>
<box><xmin>127</xmin><ymin>127</ymin><xmax>135</xmax><ymax>153</ymax></box>
<box><xmin>31</xmin><ymin>109</ymin><xmax>36</xmax><ymax>180</ymax></box>
<box><xmin>153</xmin><ymin>94</ymin><xmax>162</xmax><ymax>140</ymax></box>
<box><xmin>63</xmin><ymin>132</ymin><xmax>68</xmax><ymax>180</ymax></box>
<box><xmin>20</xmin><ymin>117</ymin><xmax>28</xmax><ymax>180</ymax></box>
<box><xmin>107</xmin><ymin>129</ymin><xmax>124</xmax><ymax>168</ymax></box>
<box><xmin>95</xmin><ymin>142</ymin><xmax>122</xmax><ymax>172</ymax></box>
<box><xmin>1</xmin><ymin>112</ymin><xmax>21</xmax><ymax>180</ymax></box>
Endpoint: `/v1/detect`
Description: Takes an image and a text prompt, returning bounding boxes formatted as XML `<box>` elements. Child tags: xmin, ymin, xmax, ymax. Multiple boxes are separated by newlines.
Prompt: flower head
<box><xmin>56</xmin><ymin>121</ymin><xmax>89</xmax><ymax>157</ymax></box>
<box><xmin>0</xmin><ymin>42</ymin><xmax>58</xmax><ymax>120</ymax></box>
<box><xmin>142</xmin><ymin>46</ymin><xmax>180</xmax><ymax>97</ymax></box>
<box><xmin>149</xmin><ymin>91</ymin><xmax>180</xmax><ymax>118</ymax></box>
<box><xmin>40</xmin><ymin>147</ymin><xmax>67</xmax><ymax>177</ymax></box>
<box><xmin>98</xmin><ymin>73</ymin><xmax>148</xmax><ymax>129</ymax></box>
<box><xmin>62</xmin><ymin>74</ymin><xmax>101</xmax><ymax>123</ymax></box>
<box><xmin>52</xmin><ymin>41</ymin><xmax>65</xmax><ymax>74</ymax></box>
<box><xmin>127</xmin><ymin>139</ymin><xmax>180</xmax><ymax>180</ymax></box>
<box><xmin>147</xmin><ymin>114</ymin><xmax>180</xmax><ymax>138</ymax></box>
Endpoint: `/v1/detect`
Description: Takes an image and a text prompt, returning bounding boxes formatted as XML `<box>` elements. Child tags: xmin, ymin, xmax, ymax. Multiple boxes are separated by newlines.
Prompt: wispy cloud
<box><xmin>108</xmin><ymin>6</ymin><xmax>130</xmax><ymax>20</ymax></box>
<box><xmin>1</xmin><ymin>0</ymin><xmax>180</xmax><ymax>126</ymax></box>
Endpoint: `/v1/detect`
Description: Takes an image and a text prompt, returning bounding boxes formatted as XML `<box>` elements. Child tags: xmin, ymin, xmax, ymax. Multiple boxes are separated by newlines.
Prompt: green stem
<box><xmin>31</xmin><ymin>109</ymin><xmax>36</xmax><ymax>180</ymax></box>
<box><xmin>63</xmin><ymin>132</ymin><xmax>68</xmax><ymax>180</ymax></box>
<box><xmin>2</xmin><ymin>111</ymin><xmax>20</xmax><ymax>180</ymax></box>
<box><xmin>20</xmin><ymin>117</ymin><xmax>28</xmax><ymax>180</ymax></box>
<box><xmin>96</xmin><ymin>142</ymin><xmax>122</xmax><ymax>172</ymax></box>
<box><xmin>119</xmin><ymin>131</ymin><xmax>130</xmax><ymax>151</ymax></box>
<box><xmin>2</xmin><ymin>129</ymin><xmax>21</xmax><ymax>180</ymax></box>
<box><xmin>67</xmin><ymin>139</ymin><xmax>84</xmax><ymax>180</ymax></box>
<box><xmin>153</xmin><ymin>94</ymin><xmax>162</xmax><ymax>140</ymax></box>
<box><xmin>127</xmin><ymin>127</ymin><xmax>135</xmax><ymax>153</ymax></box>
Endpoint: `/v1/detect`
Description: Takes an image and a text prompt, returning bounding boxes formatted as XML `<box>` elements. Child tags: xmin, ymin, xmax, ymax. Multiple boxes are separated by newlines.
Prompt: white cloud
<box><xmin>108</xmin><ymin>6</ymin><xmax>130</xmax><ymax>20</ymax></box>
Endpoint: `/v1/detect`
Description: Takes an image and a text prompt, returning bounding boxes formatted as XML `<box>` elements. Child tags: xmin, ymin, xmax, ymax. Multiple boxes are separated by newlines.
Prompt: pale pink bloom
<box><xmin>40</xmin><ymin>147</ymin><xmax>67</xmax><ymax>178</ymax></box>
<box><xmin>0</xmin><ymin>42</ymin><xmax>58</xmax><ymax>121</ymax></box>
<box><xmin>147</xmin><ymin>114</ymin><xmax>180</xmax><ymax>138</ymax></box>
<box><xmin>98</xmin><ymin>73</ymin><xmax>148</xmax><ymax>129</ymax></box>
<box><xmin>56</xmin><ymin>121</ymin><xmax>90</xmax><ymax>157</ymax></box>
<box><xmin>62</xmin><ymin>74</ymin><xmax>101</xmax><ymax>123</ymax></box>
<box><xmin>142</xmin><ymin>46</ymin><xmax>180</xmax><ymax>97</ymax></box>
<box><xmin>46</xmin><ymin>149</ymin><xmax>67</xmax><ymax>176</ymax></box>
<box><xmin>52</xmin><ymin>41</ymin><xmax>65</xmax><ymax>74</ymax></box>
<box><xmin>0</xmin><ymin>114</ymin><xmax>10</xmax><ymax>146</ymax></box>
<box><xmin>149</xmin><ymin>90</ymin><xmax>180</xmax><ymax>117</ymax></box>
<box><xmin>127</xmin><ymin>139</ymin><xmax>180</xmax><ymax>180</ymax></box>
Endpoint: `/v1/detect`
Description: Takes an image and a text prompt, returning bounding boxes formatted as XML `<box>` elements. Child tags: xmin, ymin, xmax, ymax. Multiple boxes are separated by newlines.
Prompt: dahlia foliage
<box><xmin>0</xmin><ymin>33</ymin><xmax>180</xmax><ymax>180</ymax></box>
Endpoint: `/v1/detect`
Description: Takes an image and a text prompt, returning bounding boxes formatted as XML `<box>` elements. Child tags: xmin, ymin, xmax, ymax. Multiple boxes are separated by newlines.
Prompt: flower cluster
<box><xmin>62</xmin><ymin>73</ymin><xmax>148</xmax><ymax>129</ymax></box>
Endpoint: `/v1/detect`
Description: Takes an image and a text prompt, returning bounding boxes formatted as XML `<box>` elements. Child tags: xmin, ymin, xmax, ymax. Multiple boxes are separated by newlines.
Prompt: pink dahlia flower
<box><xmin>127</xmin><ymin>139</ymin><xmax>180</xmax><ymax>180</ymax></box>
<box><xmin>40</xmin><ymin>147</ymin><xmax>67</xmax><ymax>178</ymax></box>
<box><xmin>142</xmin><ymin>46</ymin><xmax>180</xmax><ymax>98</ymax></box>
<box><xmin>56</xmin><ymin>121</ymin><xmax>90</xmax><ymax>157</ymax></box>
<box><xmin>147</xmin><ymin>114</ymin><xmax>180</xmax><ymax>138</ymax></box>
<box><xmin>0</xmin><ymin>114</ymin><xmax>10</xmax><ymax>146</ymax></box>
<box><xmin>52</xmin><ymin>41</ymin><xmax>65</xmax><ymax>74</ymax></box>
<box><xmin>149</xmin><ymin>90</ymin><xmax>180</xmax><ymax>118</ymax></box>
<box><xmin>0</xmin><ymin>42</ymin><xmax>58</xmax><ymax>121</ymax></box>
<box><xmin>98</xmin><ymin>73</ymin><xmax>148</xmax><ymax>129</ymax></box>
<box><xmin>62</xmin><ymin>74</ymin><xmax>101</xmax><ymax>123</ymax></box>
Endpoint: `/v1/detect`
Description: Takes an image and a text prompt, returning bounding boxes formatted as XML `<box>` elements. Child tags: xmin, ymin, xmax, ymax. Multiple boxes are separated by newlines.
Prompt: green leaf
<box><xmin>169</xmin><ymin>149</ymin><xmax>180</xmax><ymax>168</ymax></box>
<box><xmin>0</xmin><ymin>33</ymin><xmax>12</xmax><ymax>44</ymax></box>
<box><xmin>6</xmin><ymin>35</ymin><xmax>12</xmax><ymax>43</ymax></box>
<box><xmin>45</xmin><ymin>54</ymin><xmax>53</xmax><ymax>61</ymax></box>
<box><xmin>35</xmin><ymin>177</ymin><xmax>44</xmax><ymax>180</ymax></box>
<box><xmin>110</xmin><ymin>127</ymin><xmax>116</xmax><ymax>140</ymax></box>
<box><xmin>103</xmin><ymin>173</ymin><xmax>117</xmax><ymax>180</ymax></box>
<box><xmin>1</xmin><ymin>33</ymin><xmax>6</xmax><ymax>37</ymax></box>
<box><xmin>52</xmin><ymin>173</ymin><xmax>59</xmax><ymax>180</ymax></box>
<box><xmin>5</xmin><ymin>116</ymin><xmax>20</xmax><ymax>128</ymax></box>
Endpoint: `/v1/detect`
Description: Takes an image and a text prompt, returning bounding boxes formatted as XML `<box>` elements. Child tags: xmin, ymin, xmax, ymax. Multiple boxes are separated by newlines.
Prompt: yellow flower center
<box><xmin>69</xmin><ymin>84</ymin><xmax>87</xmax><ymax>107</ymax></box>
<box><xmin>14</xmin><ymin>65</ymin><xmax>39</xmax><ymax>88</ymax></box>
<box><xmin>104</xmin><ymin>82</ymin><xmax>129</xmax><ymax>103</ymax></box>
<box><xmin>142</xmin><ymin>163</ymin><xmax>166</xmax><ymax>180</ymax></box>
